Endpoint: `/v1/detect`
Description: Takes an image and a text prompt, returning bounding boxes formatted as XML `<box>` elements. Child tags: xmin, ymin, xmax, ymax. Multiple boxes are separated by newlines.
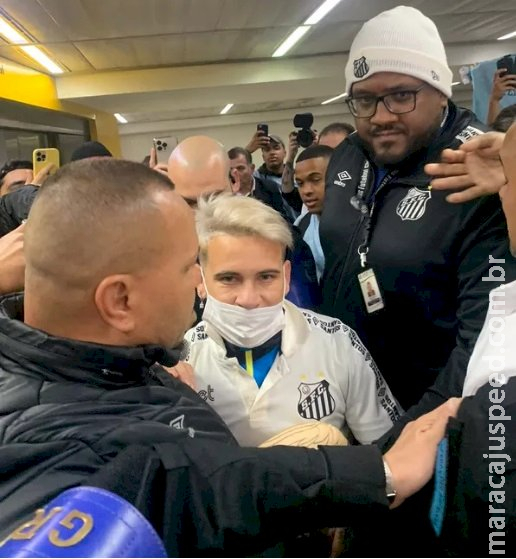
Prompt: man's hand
<box><xmin>425</xmin><ymin>132</ymin><xmax>506</xmax><ymax>203</ymax></box>
<box><xmin>149</xmin><ymin>146</ymin><xmax>169</xmax><ymax>176</ymax></box>
<box><xmin>383</xmin><ymin>397</ymin><xmax>461</xmax><ymax>508</ymax></box>
<box><xmin>0</xmin><ymin>224</ymin><xmax>25</xmax><ymax>294</ymax></box>
<box><xmin>149</xmin><ymin>146</ymin><xmax>158</xmax><ymax>168</ymax></box>
<box><xmin>491</xmin><ymin>69</ymin><xmax>516</xmax><ymax>102</ymax></box>
<box><xmin>246</xmin><ymin>130</ymin><xmax>270</xmax><ymax>154</ymax></box>
<box><xmin>153</xmin><ymin>163</ymin><xmax>169</xmax><ymax>177</ymax></box>
<box><xmin>164</xmin><ymin>361</ymin><xmax>197</xmax><ymax>391</ymax></box>
<box><xmin>30</xmin><ymin>163</ymin><xmax>55</xmax><ymax>187</ymax></box>
<box><xmin>286</xmin><ymin>131</ymin><xmax>300</xmax><ymax>164</ymax></box>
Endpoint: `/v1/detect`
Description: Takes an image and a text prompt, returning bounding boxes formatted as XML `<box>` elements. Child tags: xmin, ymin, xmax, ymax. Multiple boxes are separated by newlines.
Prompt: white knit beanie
<box><xmin>345</xmin><ymin>6</ymin><xmax>453</xmax><ymax>98</ymax></box>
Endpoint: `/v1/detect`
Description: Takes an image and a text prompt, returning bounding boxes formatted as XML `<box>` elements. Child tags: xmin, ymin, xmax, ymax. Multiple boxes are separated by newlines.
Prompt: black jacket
<box><xmin>320</xmin><ymin>103</ymin><xmax>516</xmax><ymax>409</ymax></box>
<box><xmin>0</xmin><ymin>185</ymin><xmax>37</xmax><ymax>237</ymax></box>
<box><xmin>0</xmin><ymin>294</ymin><xmax>388</xmax><ymax>556</ymax></box>
<box><xmin>253</xmin><ymin>175</ymin><xmax>289</xmax><ymax>221</ymax></box>
<box><xmin>341</xmin><ymin>378</ymin><xmax>516</xmax><ymax>558</ymax></box>
<box><xmin>256</xmin><ymin>164</ymin><xmax>299</xmax><ymax>222</ymax></box>
<box><xmin>435</xmin><ymin>376</ymin><xmax>516</xmax><ymax>557</ymax></box>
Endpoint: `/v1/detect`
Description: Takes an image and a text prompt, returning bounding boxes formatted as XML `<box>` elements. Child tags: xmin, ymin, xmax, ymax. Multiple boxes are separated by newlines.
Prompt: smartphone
<box><xmin>496</xmin><ymin>55</ymin><xmax>514</xmax><ymax>75</ymax></box>
<box><xmin>152</xmin><ymin>136</ymin><xmax>177</xmax><ymax>162</ymax></box>
<box><xmin>257</xmin><ymin>123</ymin><xmax>269</xmax><ymax>137</ymax></box>
<box><xmin>32</xmin><ymin>148</ymin><xmax>60</xmax><ymax>176</ymax></box>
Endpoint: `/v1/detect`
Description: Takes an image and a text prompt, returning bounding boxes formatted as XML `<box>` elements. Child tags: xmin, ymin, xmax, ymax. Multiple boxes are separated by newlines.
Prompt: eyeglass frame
<box><xmin>346</xmin><ymin>84</ymin><xmax>428</xmax><ymax>119</ymax></box>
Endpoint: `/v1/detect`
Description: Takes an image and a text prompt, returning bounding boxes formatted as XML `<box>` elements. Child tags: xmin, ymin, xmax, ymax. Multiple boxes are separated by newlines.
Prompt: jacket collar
<box><xmin>256</xmin><ymin>163</ymin><xmax>282</xmax><ymax>179</ymax></box>
<box><xmin>0</xmin><ymin>293</ymin><xmax>182</xmax><ymax>388</ymax></box>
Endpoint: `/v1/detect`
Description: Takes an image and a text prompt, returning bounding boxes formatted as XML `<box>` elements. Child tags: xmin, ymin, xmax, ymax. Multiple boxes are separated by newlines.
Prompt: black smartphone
<box><xmin>497</xmin><ymin>55</ymin><xmax>514</xmax><ymax>75</ymax></box>
<box><xmin>257</xmin><ymin>123</ymin><xmax>269</xmax><ymax>137</ymax></box>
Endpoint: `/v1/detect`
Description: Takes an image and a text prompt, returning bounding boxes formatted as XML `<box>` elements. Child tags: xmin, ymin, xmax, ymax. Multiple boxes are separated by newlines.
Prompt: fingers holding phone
<box><xmin>492</xmin><ymin>68</ymin><xmax>516</xmax><ymax>101</ymax></box>
<box><xmin>246</xmin><ymin>124</ymin><xmax>271</xmax><ymax>153</ymax></box>
<box><xmin>32</xmin><ymin>148</ymin><xmax>59</xmax><ymax>186</ymax></box>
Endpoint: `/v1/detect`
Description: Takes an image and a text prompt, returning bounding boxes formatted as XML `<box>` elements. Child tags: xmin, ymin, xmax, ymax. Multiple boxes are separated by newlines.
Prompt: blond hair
<box><xmin>196</xmin><ymin>194</ymin><xmax>293</xmax><ymax>265</ymax></box>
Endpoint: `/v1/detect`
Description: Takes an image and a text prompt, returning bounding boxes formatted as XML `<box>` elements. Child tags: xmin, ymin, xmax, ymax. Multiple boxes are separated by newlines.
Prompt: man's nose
<box><xmin>234</xmin><ymin>283</ymin><xmax>261</xmax><ymax>309</ymax></box>
<box><xmin>369</xmin><ymin>99</ymin><xmax>398</xmax><ymax>126</ymax></box>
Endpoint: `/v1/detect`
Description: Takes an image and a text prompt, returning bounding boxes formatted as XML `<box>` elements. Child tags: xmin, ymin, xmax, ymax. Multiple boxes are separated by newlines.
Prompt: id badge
<box><xmin>358</xmin><ymin>268</ymin><xmax>385</xmax><ymax>313</ymax></box>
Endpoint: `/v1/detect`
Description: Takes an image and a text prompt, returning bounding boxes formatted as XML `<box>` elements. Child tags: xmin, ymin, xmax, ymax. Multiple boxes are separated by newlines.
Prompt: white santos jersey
<box><xmin>185</xmin><ymin>301</ymin><xmax>401</xmax><ymax>446</ymax></box>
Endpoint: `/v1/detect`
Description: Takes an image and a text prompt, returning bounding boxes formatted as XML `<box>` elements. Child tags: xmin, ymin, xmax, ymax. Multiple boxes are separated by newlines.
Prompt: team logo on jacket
<box><xmin>334</xmin><ymin>170</ymin><xmax>352</xmax><ymax>187</ymax></box>
<box><xmin>297</xmin><ymin>380</ymin><xmax>336</xmax><ymax>420</ymax></box>
<box><xmin>396</xmin><ymin>187</ymin><xmax>432</xmax><ymax>221</ymax></box>
<box><xmin>353</xmin><ymin>56</ymin><xmax>369</xmax><ymax>78</ymax></box>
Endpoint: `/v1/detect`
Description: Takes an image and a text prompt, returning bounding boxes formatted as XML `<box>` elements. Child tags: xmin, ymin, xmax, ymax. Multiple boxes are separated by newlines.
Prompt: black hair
<box><xmin>492</xmin><ymin>104</ymin><xmax>516</xmax><ymax>133</ymax></box>
<box><xmin>296</xmin><ymin>144</ymin><xmax>334</xmax><ymax>164</ymax></box>
<box><xmin>0</xmin><ymin>160</ymin><xmax>32</xmax><ymax>185</ymax></box>
<box><xmin>228</xmin><ymin>147</ymin><xmax>252</xmax><ymax>164</ymax></box>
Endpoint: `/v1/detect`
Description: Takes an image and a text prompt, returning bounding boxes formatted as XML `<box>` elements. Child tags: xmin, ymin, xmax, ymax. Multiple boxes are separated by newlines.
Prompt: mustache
<box><xmin>370</xmin><ymin>126</ymin><xmax>405</xmax><ymax>136</ymax></box>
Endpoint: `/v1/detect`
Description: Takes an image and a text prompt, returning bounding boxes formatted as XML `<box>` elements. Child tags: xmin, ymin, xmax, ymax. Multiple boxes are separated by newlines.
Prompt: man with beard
<box><xmin>0</xmin><ymin>158</ymin><xmax>461</xmax><ymax>556</ymax></box>
<box><xmin>319</xmin><ymin>5</ymin><xmax>516</xmax><ymax>412</ymax></box>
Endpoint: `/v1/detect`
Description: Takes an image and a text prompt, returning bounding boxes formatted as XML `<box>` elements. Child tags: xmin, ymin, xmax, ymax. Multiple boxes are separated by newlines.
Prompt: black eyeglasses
<box><xmin>346</xmin><ymin>85</ymin><xmax>427</xmax><ymax>118</ymax></box>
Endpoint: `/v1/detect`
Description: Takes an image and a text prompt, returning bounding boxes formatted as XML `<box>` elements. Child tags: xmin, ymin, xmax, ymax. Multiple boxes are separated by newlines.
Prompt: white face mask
<box><xmin>200</xmin><ymin>270</ymin><xmax>286</xmax><ymax>348</ymax></box>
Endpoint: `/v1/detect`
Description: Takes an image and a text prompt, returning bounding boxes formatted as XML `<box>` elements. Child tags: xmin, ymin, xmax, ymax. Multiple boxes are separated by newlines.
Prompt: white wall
<box><xmin>119</xmin><ymin>109</ymin><xmax>355</xmax><ymax>165</ymax></box>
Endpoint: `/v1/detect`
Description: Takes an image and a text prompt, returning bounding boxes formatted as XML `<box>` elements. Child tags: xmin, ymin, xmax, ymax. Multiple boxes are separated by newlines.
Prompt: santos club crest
<box><xmin>396</xmin><ymin>187</ymin><xmax>432</xmax><ymax>221</ymax></box>
<box><xmin>297</xmin><ymin>380</ymin><xmax>336</xmax><ymax>420</ymax></box>
<box><xmin>353</xmin><ymin>56</ymin><xmax>369</xmax><ymax>78</ymax></box>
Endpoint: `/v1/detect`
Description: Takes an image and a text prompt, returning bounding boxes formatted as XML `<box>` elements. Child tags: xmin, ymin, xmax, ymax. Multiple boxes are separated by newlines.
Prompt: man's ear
<box><xmin>283</xmin><ymin>259</ymin><xmax>291</xmax><ymax>296</ymax></box>
<box><xmin>94</xmin><ymin>274</ymin><xmax>136</xmax><ymax>334</ymax></box>
<box><xmin>197</xmin><ymin>281</ymin><xmax>207</xmax><ymax>300</ymax></box>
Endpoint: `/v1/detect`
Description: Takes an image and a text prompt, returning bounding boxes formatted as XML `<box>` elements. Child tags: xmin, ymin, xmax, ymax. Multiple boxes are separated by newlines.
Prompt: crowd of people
<box><xmin>0</xmin><ymin>4</ymin><xmax>515</xmax><ymax>558</ymax></box>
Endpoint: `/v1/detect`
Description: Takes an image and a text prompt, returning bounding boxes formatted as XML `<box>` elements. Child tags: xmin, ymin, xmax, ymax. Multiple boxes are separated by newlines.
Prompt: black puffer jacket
<box><xmin>0</xmin><ymin>294</ymin><xmax>388</xmax><ymax>556</ymax></box>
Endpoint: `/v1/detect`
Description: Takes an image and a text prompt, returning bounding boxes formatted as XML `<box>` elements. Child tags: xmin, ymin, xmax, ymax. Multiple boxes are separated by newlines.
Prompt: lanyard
<box><xmin>349</xmin><ymin>161</ymin><xmax>396</xmax><ymax>268</ymax></box>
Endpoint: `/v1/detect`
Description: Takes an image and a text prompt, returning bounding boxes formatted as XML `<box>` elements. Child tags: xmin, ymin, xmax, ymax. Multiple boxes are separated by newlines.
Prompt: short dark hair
<box><xmin>70</xmin><ymin>141</ymin><xmax>112</xmax><ymax>162</ymax></box>
<box><xmin>25</xmin><ymin>159</ymin><xmax>179</xmax><ymax>301</ymax></box>
<box><xmin>492</xmin><ymin>104</ymin><xmax>516</xmax><ymax>133</ymax></box>
<box><xmin>296</xmin><ymin>144</ymin><xmax>334</xmax><ymax>164</ymax></box>
<box><xmin>319</xmin><ymin>122</ymin><xmax>355</xmax><ymax>137</ymax></box>
<box><xmin>0</xmin><ymin>160</ymin><xmax>32</xmax><ymax>185</ymax></box>
<box><xmin>228</xmin><ymin>147</ymin><xmax>252</xmax><ymax>165</ymax></box>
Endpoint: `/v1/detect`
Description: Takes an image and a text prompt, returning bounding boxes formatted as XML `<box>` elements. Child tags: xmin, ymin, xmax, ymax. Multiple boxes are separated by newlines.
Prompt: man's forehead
<box><xmin>229</xmin><ymin>155</ymin><xmax>248</xmax><ymax>166</ymax></box>
<box><xmin>295</xmin><ymin>157</ymin><xmax>328</xmax><ymax>175</ymax></box>
<box><xmin>263</xmin><ymin>142</ymin><xmax>282</xmax><ymax>150</ymax></box>
<box><xmin>177</xmin><ymin>182</ymin><xmax>229</xmax><ymax>199</ymax></box>
<box><xmin>5</xmin><ymin>168</ymin><xmax>31</xmax><ymax>180</ymax></box>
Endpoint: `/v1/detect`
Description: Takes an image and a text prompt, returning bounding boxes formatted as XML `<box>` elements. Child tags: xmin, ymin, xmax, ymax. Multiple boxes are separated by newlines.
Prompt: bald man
<box><xmin>168</xmin><ymin>135</ymin><xmax>232</xmax><ymax>207</ymax></box>
<box><xmin>0</xmin><ymin>158</ymin><xmax>459</xmax><ymax>556</ymax></box>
